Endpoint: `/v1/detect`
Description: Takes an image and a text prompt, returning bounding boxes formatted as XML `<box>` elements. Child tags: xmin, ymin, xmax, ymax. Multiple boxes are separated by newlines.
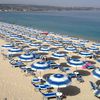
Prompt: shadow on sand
<box><xmin>96</xmin><ymin>80</ymin><xmax>100</xmax><ymax>86</ymax></box>
<box><xmin>47</xmin><ymin>57</ymin><xmax>58</xmax><ymax>61</ymax></box>
<box><xmin>60</xmin><ymin>85</ymin><xmax>80</xmax><ymax>96</ymax></box>
<box><xmin>71</xmin><ymin>56</ymin><xmax>81</xmax><ymax>59</ymax></box>
<box><xmin>76</xmin><ymin>70</ymin><xmax>91</xmax><ymax>76</ymax></box>
<box><xmin>37</xmin><ymin>52</ymin><xmax>48</xmax><ymax>55</ymax></box>
<box><xmin>60</xmin><ymin>63</ymin><xmax>71</xmax><ymax>68</ymax></box>
<box><xmin>86</xmin><ymin>60</ymin><xmax>96</xmax><ymax>64</ymax></box>
<box><xmin>43</xmin><ymin>73</ymin><xmax>54</xmax><ymax>80</ymax></box>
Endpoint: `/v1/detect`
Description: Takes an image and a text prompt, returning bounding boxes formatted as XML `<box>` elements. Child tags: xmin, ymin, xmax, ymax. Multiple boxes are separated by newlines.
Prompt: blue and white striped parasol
<box><xmin>67</xmin><ymin>59</ymin><xmax>85</xmax><ymax>68</ymax></box>
<box><xmin>19</xmin><ymin>53</ymin><xmax>34</xmax><ymax>61</ymax></box>
<box><xmin>8</xmin><ymin>48</ymin><xmax>22</xmax><ymax>54</ymax></box>
<box><xmin>52</xmin><ymin>52</ymin><xmax>66</xmax><ymax>58</ymax></box>
<box><xmin>15</xmin><ymin>36</ymin><xmax>23</xmax><ymax>40</ymax></box>
<box><xmin>47</xmin><ymin>73</ymin><xmax>71</xmax><ymax>88</ymax></box>
<box><xmin>53</xmin><ymin>43</ymin><xmax>63</xmax><ymax>47</ymax></box>
<box><xmin>30</xmin><ymin>43</ymin><xmax>41</xmax><ymax>47</ymax></box>
<box><xmin>65</xmin><ymin>46</ymin><xmax>77</xmax><ymax>52</ymax></box>
<box><xmin>10</xmin><ymin>34</ymin><xmax>18</xmax><ymax>39</ymax></box>
<box><xmin>87</xmin><ymin>46</ymin><xmax>99</xmax><ymax>52</ymax></box>
<box><xmin>39</xmin><ymin>46</ymin><xmax>50</xmax><ymax>53</ymax></box>
<box><xmin>25</xmin><ymin>40</ymin><xmax>32</xmax><ymax>44</ymax></box>
<box><xmin>62</xmin><ymin>40</ymin><xmax>72</xmax><ymax>44</ymax></box>
<box><xmin>2</xmin><ymin>44</ymin><xmax>14</xmax><ymax>49</ymax></box>
<box><xmin>92</xmin><ymin>68</ymin><xmax>100</xmax><ymax>79</ymax></box>
<box><xmin>80</xmin><ymin>40</ymin><xmax>89</xmax><ymax>45</ymax></box>
<box><xmin>92</xmin><ymin>43</ymin><xmax>100</xmax><ymax>47</ymax></box>
<box><xmin>79</xmin><ymin>51</ymin><xmax>92</xmax><ymax>57</ymax></box>
<box><xmin>31</xmin><ymin>61</ymin><xmax>51</xmax><ymax>71</ymax></box>
<box><xmin>73</xmin><ymin>43</ymin><xmax>84</xmax><ymax>48</ymax></box>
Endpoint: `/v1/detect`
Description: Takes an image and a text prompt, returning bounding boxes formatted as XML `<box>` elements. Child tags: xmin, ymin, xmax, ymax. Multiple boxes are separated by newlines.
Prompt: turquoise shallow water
<box><xmin>0</xmin><ymin>11</ymin><xmax>100</xmax><ymax>42</ymax></box>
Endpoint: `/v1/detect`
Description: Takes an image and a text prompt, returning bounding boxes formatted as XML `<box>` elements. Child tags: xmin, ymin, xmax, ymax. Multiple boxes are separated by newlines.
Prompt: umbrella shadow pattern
<box><xmin>76</xmin><ymin>70</ymin><xmax>91</xmax><ymax>76</ymax></box>
<box><xmin>43</xmin><ymin>73</ymin><xmax>54</xmax><ymax>80</ymax></box>
<box><xmin>60</xmin><ymin>63</ymin><xmax>71</xmax><ymax>68</ymax></box>
<box><xmin>59</xmin><ymin>85</ymin><xmax>80</xmax><ymax>96</ymax></box>
<box><xmin>71</xmin><ymin>56</ymin><xmax>81</xmax><ymax>59</ymax></box>
<box><xmin>96</xmin><ymin>80</ymin><xmax>100</xmax><ymax>86</ymax></box>
<box><xmin>86</xmin><ymin>60</ymin><xmax>96</xmax><ymax>64</ymax></box>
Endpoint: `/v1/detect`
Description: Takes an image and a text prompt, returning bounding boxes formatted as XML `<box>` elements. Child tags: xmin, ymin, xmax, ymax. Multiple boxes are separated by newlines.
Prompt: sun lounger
<box><xmin>47</xmin><ymin>60</ymin><xmax>55</xmax><ymax>65</ymax></box>
<box><xmin>87</xmin><ymin>65</ymin><xmax>95</xmax><ymax>69</ymax></box>
<box><xmin>63</xmin><ymin>67</ymin><xmax>70</xmax><ymax>72</ymax></box>
<box><xmin>32</xmin><ymin>83</ymin><xmax>51</xmax><ymax>91</ymax></box>
<box><xmin>10</xmin><ymin>60</ymin><xmax>25</xmax><ymax>67</ymax></box>
<box><xmin>9</xmin><ymin>59</ymin><xmax>17</xmax><ymax>64</ymax></box>
<box><xmin>39</xmin><ymin>84</ymin><xmax>51</xmax><ymax>90</ymax></box>
<box><xmin>76</xmin><ymin>75</ymin><xmax>84</xmax><ymax>83</ymax></box>
<box><xmin>50</xmin><ymin>64</ymin><xmax>60</xmax><ymax>69</ymax></box>
<box><xmin>58</xmin><ymin>66</ymin><xmax>65</xmax><ymax>72</ymax></box>
<box><xmin>24</xmin><ymin>68</ymin><xmax>36</xmax><ymax>76</ymax></box>
<box><xmin>94</xmin><ymin>89</ymin><xmax>100</xmax><ymax>98</ymax></box>
<box><xmin>34</xmin><ymin>54</ymin><xmax>41</xmax><ymax>59</ymax></box>
<box><xmin>20</xmin><ymin>66</ymin><xmax>27</xmax><ymax>72</ymax></box>
<box><xmin>40</xmin><ymin>91</ymin><xmax>57</xmax><ymax>100</ymax></box>
<box><xmin>68</xmin><ymin>73</ymin><xmax>76</xmax><ymax>78</ymax></box>
<box><xmin>89</xmin><ymin>81</ymin><xmax>98</xmax><ymax>90</ymax></box>
<box><xmin>86</xmin><ymin>62</ymin><xmax>95</xmax><ymax>69</ymax></box>
<box><xmin>97</xmin><ymin>58</ymin><xmax>100</xmax><ymax>62</ymax></box>
<box><xmin>58</xmin><ymin>67</ymin><xmax>70</xmax><ymax>73</ymax></box>
<box><xmin>82</xmin><ymin>62</ymin><xmax>95</xmax><ymax>69</ymax></box>
<box><xmin>32</xmin><ymin>78</ymin><xmax>41</xmax><ymax>83</ymax></box>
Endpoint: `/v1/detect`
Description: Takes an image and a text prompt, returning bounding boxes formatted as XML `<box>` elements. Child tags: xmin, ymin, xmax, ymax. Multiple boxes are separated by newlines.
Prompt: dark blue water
<box><xmin>0</xmin><ymin>11</ymin><xmax>100</xmax><ymax>41</ymax></box>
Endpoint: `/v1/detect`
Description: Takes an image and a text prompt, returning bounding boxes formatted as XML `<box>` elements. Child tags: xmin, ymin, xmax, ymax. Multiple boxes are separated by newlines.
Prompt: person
<box><xmin>89</xmin><ymin>56</ymin><xmax>92</xmax><ymax>59</ymax></box>
<box><xmin>77</xmin><ymin>75</ymin><xmax>84</xmax><ymax>83</ymax></box>
<box><xmin>93</xmin><ymin>54</ymin><xmax>96</xmax><ymax>59</ymax></box>
<box><xmin>45</xmin><ymin>56</ymin><xmax>48</xmax><ymax>61</ymax></box>
<box><xmin>41</xmin><ymin>55</ymin><xmax>47</xmax><ymax>62</ymax></box>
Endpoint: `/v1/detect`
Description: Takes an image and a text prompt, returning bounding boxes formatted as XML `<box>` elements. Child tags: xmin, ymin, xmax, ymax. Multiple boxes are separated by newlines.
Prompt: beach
<box><xmin>0</xmin><ymin>22</ymin><xmax>100</xmax><ymax>100</ymax></box>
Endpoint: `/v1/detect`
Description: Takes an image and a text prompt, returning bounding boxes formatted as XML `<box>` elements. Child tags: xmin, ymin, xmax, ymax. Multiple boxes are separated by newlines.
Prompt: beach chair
<box><xmin>47</xmin><ymin>60</ymin><xmax>55</xmax><ymax>65</ymax></box>
<box><xmin>34</xmin><ymin>54</ymin><xmax>41</xmax><ymax>59</ymax></box>
<box><xmin>9</xmin><ymin>59</ymin><xmax>16</xmax><ymax>64</ymax></box>
<box><xmin>86</xmin><ymin>62</ymin><xmax>95</xmax><ymax>69</ymax></box>
<box><xmin>76</xmin><ymin>75</ymin><xmax>84</xmax><ymax>83</ymax></box>
<box><xmin>40</xmin><ymin>91</ymin><xmax>57</xmax><ymax>100</ymax></box>
<box><xmin>63</xmin><ymin>67</ymin><xmax>70</xmax><ymax>72</ymax></box>
<box><xmin>94</xmin><ymin>89</ymin><xmax>100</xmax><ymax>98</ymax></box>
<box><xmin>68</xmin><ymin>73</ymin><xmax>76</xmax><ymax>78</ymax></box>
<box><xmin>51</xmin><ymin>64</ymin><xmax>60</xmax><ymax>69</ymax></box>
<box><xmin>32</xmin><ymin>82</ymin><xmax>51</xmax><ymax>92</ymax></box>
<box><xmin>31</xmin><ymin>78</ymin><xmax>41</xmax><ymax>84</ymax></box>
<box><xmin>25</xmin><ymin>68</ymin><xmax>36</xmax><ymax>76</ymax></box>
<box><xmin>58</xmin><ymin>66</ymin><xmax>65</xmax><ymax>72</ymax></box>
<box><xmin>15</xmin><ymin>61</ymin><xmax>25</xmax><ymax>67</ymax></box>
<box><xmin>97</xmin><ymin>58</ymin><xmax>100</xmax><ymax>63</ymax></box>
<box><xmin>95</xmin><ymin>51</ymin><xmax>100</xmax><ymax>55</ymax></box>
<box><xmin>7</xmin><ymin>54</ymin><xmax>13</xmax><ymax>59</ymax></box>
<box><xmin>20</xmin><ymin>66</ymin><xmax>27</xmax><ymax>72</ymax></box>
<box><xmin>89</xmin><ymin>81</ymin><xmax>98</xmax><ymax>90</ymax></box>
<box><xmin>39</xmin><ymin>84</ymin><xmax>51</xmax><ymax>90</ymax></box>
<box><xmin>87</xmin><ymin>65</ymin><xmax>95</xmax><ymax>69</ymax></box>
<box><xmin>10</xmin><ymin>60</ymin><xmax>25</xmax><ymax>68</ymax></box>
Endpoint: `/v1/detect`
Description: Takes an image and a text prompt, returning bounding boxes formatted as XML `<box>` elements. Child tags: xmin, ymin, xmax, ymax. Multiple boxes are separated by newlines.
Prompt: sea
<box><xmin>0</xmin><ymin>11</ymin><xmax>100</xmax><ymax>42</ymax></box>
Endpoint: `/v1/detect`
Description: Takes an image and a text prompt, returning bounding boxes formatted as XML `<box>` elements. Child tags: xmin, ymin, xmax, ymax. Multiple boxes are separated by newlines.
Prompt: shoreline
<box><xmin>0</xmin><ymin>21</ymin><xmax>99</xmax><ymax>43</ymax></box>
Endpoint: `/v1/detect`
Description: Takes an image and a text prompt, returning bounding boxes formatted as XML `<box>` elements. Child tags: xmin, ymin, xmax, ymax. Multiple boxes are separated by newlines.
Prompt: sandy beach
<box><xmin>0</xmin><ymin>22</ymin><xmax>100</xmax><ymax>100</ymax></box>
